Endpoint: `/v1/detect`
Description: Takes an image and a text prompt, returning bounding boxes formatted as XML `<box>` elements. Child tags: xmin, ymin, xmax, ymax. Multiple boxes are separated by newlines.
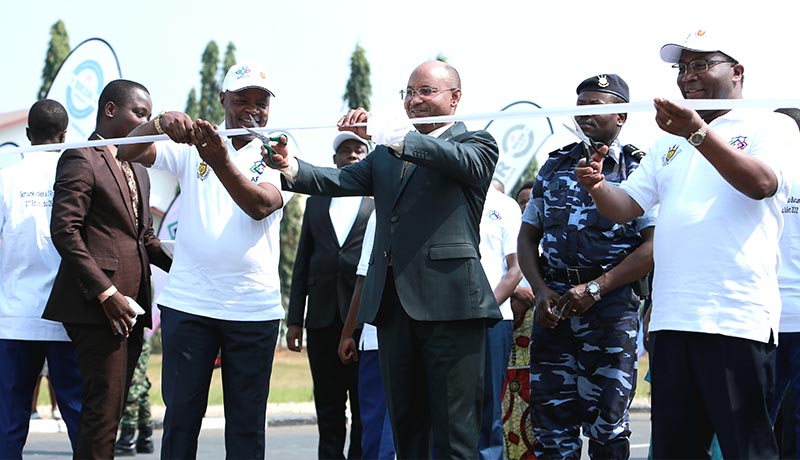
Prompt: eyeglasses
<box><xmin>399</xmin><ymin>87</ymin><xmax>458</xmax><ymax>101</ymax></box>
<box><xmin>672</xmin><ymin>59</ymin><xmax>736</xmax><ymax>75</ymax></box>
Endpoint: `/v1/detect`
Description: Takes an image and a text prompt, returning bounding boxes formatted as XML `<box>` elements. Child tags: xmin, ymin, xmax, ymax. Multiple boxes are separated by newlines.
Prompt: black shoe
<box><xmin>136</xmin><ymin>421</ymin><xmax>155</xmax><ymax>454</ymax></box>
<box><xmin>115</xmin><ymin>425</ymin><xmax>137</xmax><ymax>456</ymax></box>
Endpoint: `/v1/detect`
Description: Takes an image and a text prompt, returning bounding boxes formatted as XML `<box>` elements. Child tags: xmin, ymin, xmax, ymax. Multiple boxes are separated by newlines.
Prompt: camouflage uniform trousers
<box><xmin>530</xmin><ymin>309</ymin><xmax>639</xmax><ymax>460</ymax></box>
<box><xmin>121</xmin><ymin>339</ymin><xmax>152</xmax><ymax>429</ymax></box>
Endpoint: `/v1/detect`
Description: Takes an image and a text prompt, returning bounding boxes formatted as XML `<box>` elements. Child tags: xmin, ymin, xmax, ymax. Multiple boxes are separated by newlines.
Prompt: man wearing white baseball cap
<box><xmin>119</xmin><ymin>62</ymin><xmax>289</xmax><ymax>459</ymax></box>
<box><xmin>575</xmin><ymin>29</ymin><xmax>800</xmax><ymax>459</ymax></box>
<box><xmin>287</xmin><ymin>130</ymin><xmax>373</xmax><ymax>459</ymax></box>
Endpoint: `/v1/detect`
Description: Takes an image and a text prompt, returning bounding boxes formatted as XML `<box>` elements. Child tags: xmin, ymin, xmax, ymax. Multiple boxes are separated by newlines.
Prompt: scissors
<box><xmin>562</xmin><ymin>121</ymin><xmax>606</xmax><ymax>164</ymax></box>
<box><xmin>246</xmin><ymin>114</ymin><xmax>288</xmax><ymax>169</ymax></box>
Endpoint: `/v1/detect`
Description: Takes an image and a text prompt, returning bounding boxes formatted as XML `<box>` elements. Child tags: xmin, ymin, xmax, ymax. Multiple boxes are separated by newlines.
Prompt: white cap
<box><xmin>221</xmin><ymin>63</ymin><xmax>275</xmax><ymax>97</ymax></box>
<box><xmin>332</xmin><ymin>131</ymin><xmax>370</xmax><ymax>152</ymax></box>
<box><xmin>660</xmin><ymin>29</ymin><xmax>738</xmax><ymax>63</ymax></box>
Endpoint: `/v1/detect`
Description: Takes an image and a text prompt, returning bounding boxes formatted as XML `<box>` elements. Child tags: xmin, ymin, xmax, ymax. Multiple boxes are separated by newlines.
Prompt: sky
<box><xmin>2</xmin><ymin>0</ymin><xmax>799</xmax><ymax>172</ymax></box>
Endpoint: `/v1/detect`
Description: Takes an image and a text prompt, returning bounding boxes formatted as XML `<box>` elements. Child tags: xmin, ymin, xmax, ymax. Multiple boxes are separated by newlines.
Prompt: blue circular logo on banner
<box><xmin>66</xmin><ymin>60</ymin><xmax>103</xmax><ymax>120</ymax></box>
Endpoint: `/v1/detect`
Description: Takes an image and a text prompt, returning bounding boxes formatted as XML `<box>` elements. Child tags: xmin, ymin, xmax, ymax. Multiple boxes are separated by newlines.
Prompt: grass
<box><xmin>146</xmin><ymin>348</ymin><xmax>314</xmax><ymax>406</ymax></box>
<box><xmin>36</xmin><ymin>347</ymin><xmax>314</xmax><ymax>408</ymax></box>
<box><xmin>36</xmin><ymin>346</ymin><xmax>650</xmax><ymax>407</ymax></box>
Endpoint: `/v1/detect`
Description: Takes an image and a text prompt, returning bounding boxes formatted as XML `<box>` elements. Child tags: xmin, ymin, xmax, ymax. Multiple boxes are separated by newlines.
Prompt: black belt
<box><xmin>546</xmin><ymin>266</ymin><xmax>605</xmax><ymax>285</ymax></box>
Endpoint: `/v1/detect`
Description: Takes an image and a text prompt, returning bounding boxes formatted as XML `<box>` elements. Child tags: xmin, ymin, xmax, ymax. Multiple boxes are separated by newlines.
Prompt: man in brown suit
<box><xmin>42</xmin><ymin>79</ymin><xmax>171</xmax><ymax>459</ymax></box>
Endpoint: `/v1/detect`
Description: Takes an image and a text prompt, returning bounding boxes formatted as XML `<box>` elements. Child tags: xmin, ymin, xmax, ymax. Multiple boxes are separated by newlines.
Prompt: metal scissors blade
<box><xmin>246</xmin><ymin>114</ymin><xmax>270</xmax><ymax>143</ymax></box>
<box><xmin>562</xmin><ymin>121</ymin><xmax>603</xmax><ymax>163</ymax></box>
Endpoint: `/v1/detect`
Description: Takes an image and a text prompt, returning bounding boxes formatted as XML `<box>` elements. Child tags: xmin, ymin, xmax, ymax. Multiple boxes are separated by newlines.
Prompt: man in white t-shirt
<box><xmin>118</xmin><ymin>63</ymin><xmax>288</xmax><ymax>459</ymax></box>
<box><xmin>478</xmin><ymin>185</ymin><xmax>522</xmax><ymax>460</ymax></box>
<box><xmin>575</xmin><ymin>30</ymin><xmax>800</xmax><ymax>459</ymax></box>
<box><xmin>0</xmin><ymin>99</ymin><xmax>82</xmax><ymax>458</ymax></box>
<box><xmin>771</xmin><ymin>108</ymin><xmax>800</xmax><ymax>451</ymax></box>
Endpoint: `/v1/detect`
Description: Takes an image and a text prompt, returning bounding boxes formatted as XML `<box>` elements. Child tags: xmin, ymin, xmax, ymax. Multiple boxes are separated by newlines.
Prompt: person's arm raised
<box><xmin>118</xmin><ymin>111</ymin><xmax>195</xmax><ymax>165</ymax></box>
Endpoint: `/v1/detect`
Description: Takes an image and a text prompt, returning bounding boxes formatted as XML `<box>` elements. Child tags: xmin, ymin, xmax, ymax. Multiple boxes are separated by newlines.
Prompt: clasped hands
<box><xmin>533</xmin><ymin>283</ymin><xmax>597</xmax><ymax>329</ymax></box>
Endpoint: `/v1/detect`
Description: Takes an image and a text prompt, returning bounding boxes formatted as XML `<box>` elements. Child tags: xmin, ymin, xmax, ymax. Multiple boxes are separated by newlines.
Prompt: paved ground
<box><xmin>25</xmin><ymin>403</ymin><xmax>653</xmax><ymax>459</ymax></box>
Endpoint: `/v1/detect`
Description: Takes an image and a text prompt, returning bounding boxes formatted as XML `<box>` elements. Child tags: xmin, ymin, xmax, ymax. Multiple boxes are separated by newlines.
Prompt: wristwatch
<box><xmin>586</xmin><ymin>280</ymin><xmax>602</xmax><ymax>302</ymax></box>
<box><xmin>687</xmin><ymin>122</ymin><xmax>708</xmax><ymax>147</ymax></box>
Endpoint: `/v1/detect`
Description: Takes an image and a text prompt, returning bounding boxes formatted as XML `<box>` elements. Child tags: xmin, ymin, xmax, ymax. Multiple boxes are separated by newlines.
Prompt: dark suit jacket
<box><xmin>42</xmin><ymin>133</ymin><xmax>171</xmax><ymax>328</ymax></box>
<box><xmin>287</xmin><ymin>196</ymin><xmax>374</xmax><ymax>329</ymax></box>
<box><xmin>285</xmin><ymin>122</ymin><xmax>501</xmax><ymax>324</ymax></box>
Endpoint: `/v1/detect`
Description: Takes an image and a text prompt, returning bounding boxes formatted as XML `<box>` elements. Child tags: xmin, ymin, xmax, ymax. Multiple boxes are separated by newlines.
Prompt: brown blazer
<box><xmin>42</xmin><ymin>133</ymin><xmax>171</xmax><ymax>327</ymax></box>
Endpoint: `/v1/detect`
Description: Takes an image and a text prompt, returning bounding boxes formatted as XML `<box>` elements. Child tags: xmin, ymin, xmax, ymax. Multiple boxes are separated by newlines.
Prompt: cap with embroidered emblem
<box><xmin>576</xmin><ymin>74</ymin><xmax>629</xmax><ymax>103</ymax></box>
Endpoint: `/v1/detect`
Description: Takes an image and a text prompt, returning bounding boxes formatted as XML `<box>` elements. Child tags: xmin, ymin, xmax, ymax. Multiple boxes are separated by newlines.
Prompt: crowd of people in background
<box><xmin>1</xmin><ymin>26</ymin><xmax>799</xmax><ymax>460</ymax></box>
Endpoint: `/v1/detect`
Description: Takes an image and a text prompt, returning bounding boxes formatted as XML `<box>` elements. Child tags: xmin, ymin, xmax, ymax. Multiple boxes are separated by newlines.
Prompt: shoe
<box><xmin>52</xmin><ymin>409</ymin><xmax>61</xmax><ymax>420</ymax></box>
<box><xmin>136</xmin><ymin>421</ymin><xmax>154</xmax><ymax>454</ymax></box>
<box><xmin>114</xmin><ymin>425</ymin><xmax>137</xmax><ymax>456</ymax></box>
<box><xmin>30</xmin><ymin>412</ymin><xmax>41</xmax><ymax>420</ymax></box>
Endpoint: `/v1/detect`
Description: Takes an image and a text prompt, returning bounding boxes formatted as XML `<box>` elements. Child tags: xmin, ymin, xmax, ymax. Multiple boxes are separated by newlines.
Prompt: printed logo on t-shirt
<box><xmin>729</xmin><ymin>136</ymin><xmax>748</xmax><ymax>150</ymax></box>
<box><xmin>249</xmin><ymin>160</ymin><xmax>267</xmax><ymax>183</ymax></box>
<box><xmin>662</xmin><ymin>144</ymin><xmax>680</xmax><ymax>166</ymax></box>
<box><xmin>197</xmin><ymin>162</ymin><xmax>211</xmax><ymax>181</ymax></box>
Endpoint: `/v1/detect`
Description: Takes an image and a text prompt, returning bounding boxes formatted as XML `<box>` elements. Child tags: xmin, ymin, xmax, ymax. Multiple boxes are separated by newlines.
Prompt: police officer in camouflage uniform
<box><xmin>517</xmin><ymin>74</ymin><xmax>655</xmax><ymax>459</ymax></box>
<box><xmin>114</xmin><ymin>339</ymin><xmax>154</xmax><ymax>456</ymax></box>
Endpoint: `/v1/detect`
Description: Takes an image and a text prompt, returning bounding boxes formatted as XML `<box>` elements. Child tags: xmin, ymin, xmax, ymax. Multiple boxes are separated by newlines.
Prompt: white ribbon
<box><xmin>5</xmin><ymin>98</ymin><xmax>800</xmax><ymax>155</ymax></box>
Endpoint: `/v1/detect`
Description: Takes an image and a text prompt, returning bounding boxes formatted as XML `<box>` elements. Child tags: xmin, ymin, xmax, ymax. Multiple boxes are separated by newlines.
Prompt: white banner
<box><xmin>485</xmin><ymin>101</ymin><xmax>553</xmax><ymax>193</ymax></box>
<box><xmin>46</xmin><ymin>38</ymin><xmax>122</xmax><ymax>143</ymax></box>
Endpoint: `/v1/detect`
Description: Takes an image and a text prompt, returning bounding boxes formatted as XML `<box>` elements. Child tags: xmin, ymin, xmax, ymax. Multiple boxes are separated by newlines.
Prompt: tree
<box><xmin>279</xmin><ymin>195</ymin><xmax>305</xmax><ymax>336</ymax></box>
<box><xmin>38</xmin><ymin>20</ymin><xmax>70</xmax><ymax>100</ymax></box>
<box><xmin>518</xmin><ymin>155</ymin><xmax>540</xmax><ymax>189</ymax></box>
<box><xmin>342</xmin><ymin>43</ymin><xmax>371</xmax><ymax>111</ymax></box>
<box><xmin>184</xmin><ymin>88</ymin><xmax>199</xmax><ymax>120</ymax></box>
<box><xmin>220</xmin><ymin>42</ymin><xmax>237</xmax><ymax>82</ymax></box>
<box><xmin>197</xmin><ymin>41</ymin><xmax>224</xmax><ymax>123</ymax></box>
<box><xmin>435</xmin><ymin>53</ymin><xmax>448</xmax><ymax>63</ymax></box>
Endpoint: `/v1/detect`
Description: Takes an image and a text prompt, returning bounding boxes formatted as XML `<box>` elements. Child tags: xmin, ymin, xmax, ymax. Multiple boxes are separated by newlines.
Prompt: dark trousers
<box><xmin>0</xmin><ymin>339</ymin><xmax>82</xmax><ymax>459</ymax></box>
<box><xmin>65</xmin><ymin>322</ymin><xmax>144</xmax><ymax>460</ymax></box>
<box><xmin>771</xmin><ymin>331</ymin><xmax>800</xmax><ymax>459</ymax></box>
<box><xmin>650</xmin><ymin>330</ymin><xmax>778</xmax><ymax>459</ymax></box>
<box><xmin>307</xmin><ymin>320</ymin><xmax>362</xmax><ymax>460</ymax></box>
<box><xmin>159</xmin><ymin>306</ymin><xmax>279</xmax><ymax>460</ymax></box>
<box><xmin>376</xmin><ymin>273</ymin><xmax>486</xmax><ymax>460</ymax></box>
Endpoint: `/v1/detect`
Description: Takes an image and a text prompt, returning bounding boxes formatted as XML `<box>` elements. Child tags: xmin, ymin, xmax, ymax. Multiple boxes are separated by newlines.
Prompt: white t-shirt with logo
<box><xmin>479</xmin><ymin>187</ymin><xmax>522</xmax><ymax>320</ymax></box>
<box><xmin>0</xmin><ymin>151</ymin><xmax>69</xmax><ymax>340</ymax></box>
<box><xmin>779</xmin><ymin>177</ymin><xmax>800</xmax><ymax>332</ymax></box>
<box><xmin>152</xmin><ymin>136</ymin><xmax>288</xmax><ymax>321</ymax></box>
<box><xmin>621</xmin><ymin>110</ymin><xmax>796</xmax><ymax>343</ymax></box>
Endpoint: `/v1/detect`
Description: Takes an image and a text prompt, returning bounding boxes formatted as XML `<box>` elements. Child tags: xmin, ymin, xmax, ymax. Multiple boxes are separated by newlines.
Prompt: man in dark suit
<box><xmin>42</xmin><ymin>79</ymin><xmax>171</xmax><ymax>459</ymax></box>
<box><xmin>287</xmin><ymin>131</ymin><xmax>373</xmax><ymax>460</ymax></box>
<box><xmin>270</xmin><ymin>60</ymin><xmax>500</xmax><ymax>460</ymax></box>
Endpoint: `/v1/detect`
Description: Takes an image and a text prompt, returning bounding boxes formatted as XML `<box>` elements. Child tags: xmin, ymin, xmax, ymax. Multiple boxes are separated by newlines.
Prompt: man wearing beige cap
<box><xmin>287</xmin><ymin>131</ymin><xmax>373</xmax><ymax>459</ymax></box>
<box><xmin>119</xmin><ymin>63</ymin><xmax>289</xmax><ymax>459</ymax></box>
<box><xmin>575</xmin><ymin>29</ymin><xmax>800</xmax><ymax>458</ymax></box>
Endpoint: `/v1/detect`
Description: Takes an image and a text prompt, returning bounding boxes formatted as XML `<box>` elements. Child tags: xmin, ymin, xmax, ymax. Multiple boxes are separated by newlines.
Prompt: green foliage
<box><xmin>221</xmin><ymin>42</ymin><xmax>237</xmax><ymax>82</ymax></box>
<box><xmin>519</xmin><ymin>154</ymin><xmax>540</xmax><ymax>188</ymax></box>
<box><xmin>37</xmin><ymin>20</ymin><xmax>70</xmax><ymax>100</ymax></box>
<box><xmin>197</xmin><ymin>41</ymin><xmax>223</xmax><ymax>123</ymax></box>
<box><xmin>435</xmin><ymin>53</ymin><xmax>448</xmax><ymax>63</ymax></box>
<box><xmin>184</xmin><ymin>88</ymin><xmax>199</xmax><ymax>120</ymax></box>
<box><xmin>343</xmin><ymin>43</ymin><xmax>371</xmax><ymax>111</ymax></box>
<box><xmin>279</xmin><ymin>195</ymin><xmax>304</xmax><ymax>318</ymax></box>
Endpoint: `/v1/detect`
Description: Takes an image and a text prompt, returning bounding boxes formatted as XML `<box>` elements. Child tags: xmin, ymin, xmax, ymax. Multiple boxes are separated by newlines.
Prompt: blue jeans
<box><xmin>159</xmin><ymin>306</ymin><xmax>280</xmax><ymax>460</ymax></box>
<box><xmin>478</xmin><ymin>320</ymin><xmax>513</xmax><ymax>460</ymax></box>
<box><xmin>0</xmin><ymin>339</ymin><xmax>82</xmax><ymax>459</ymax></box>
<box><xmin>358</xmin><ymin>350</ymin><xmax>395</xmax><ymax>460</ymax></box>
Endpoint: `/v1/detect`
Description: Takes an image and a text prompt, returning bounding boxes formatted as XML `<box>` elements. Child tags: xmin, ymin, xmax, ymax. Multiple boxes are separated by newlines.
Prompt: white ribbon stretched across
<box><xmin>5</xmin><ymin>98</ymin><xmax>800</xmax><ymax>155</ymax></box>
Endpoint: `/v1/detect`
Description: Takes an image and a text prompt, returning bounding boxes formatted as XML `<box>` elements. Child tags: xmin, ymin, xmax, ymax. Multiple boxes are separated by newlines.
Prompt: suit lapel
<box><xmin>317</xmin><ymin>197</ymin><xmax>340</xmax><ymax>247</ymax></box>
<box><xmin>391</xmin><ymin>124</ymin><xmax>463</xmax><ymax>208</ymax></box>
<box><xmin>97</xmin><ymin>142</ymin><xmax>137</xmax><ymax>234</ymax></box>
